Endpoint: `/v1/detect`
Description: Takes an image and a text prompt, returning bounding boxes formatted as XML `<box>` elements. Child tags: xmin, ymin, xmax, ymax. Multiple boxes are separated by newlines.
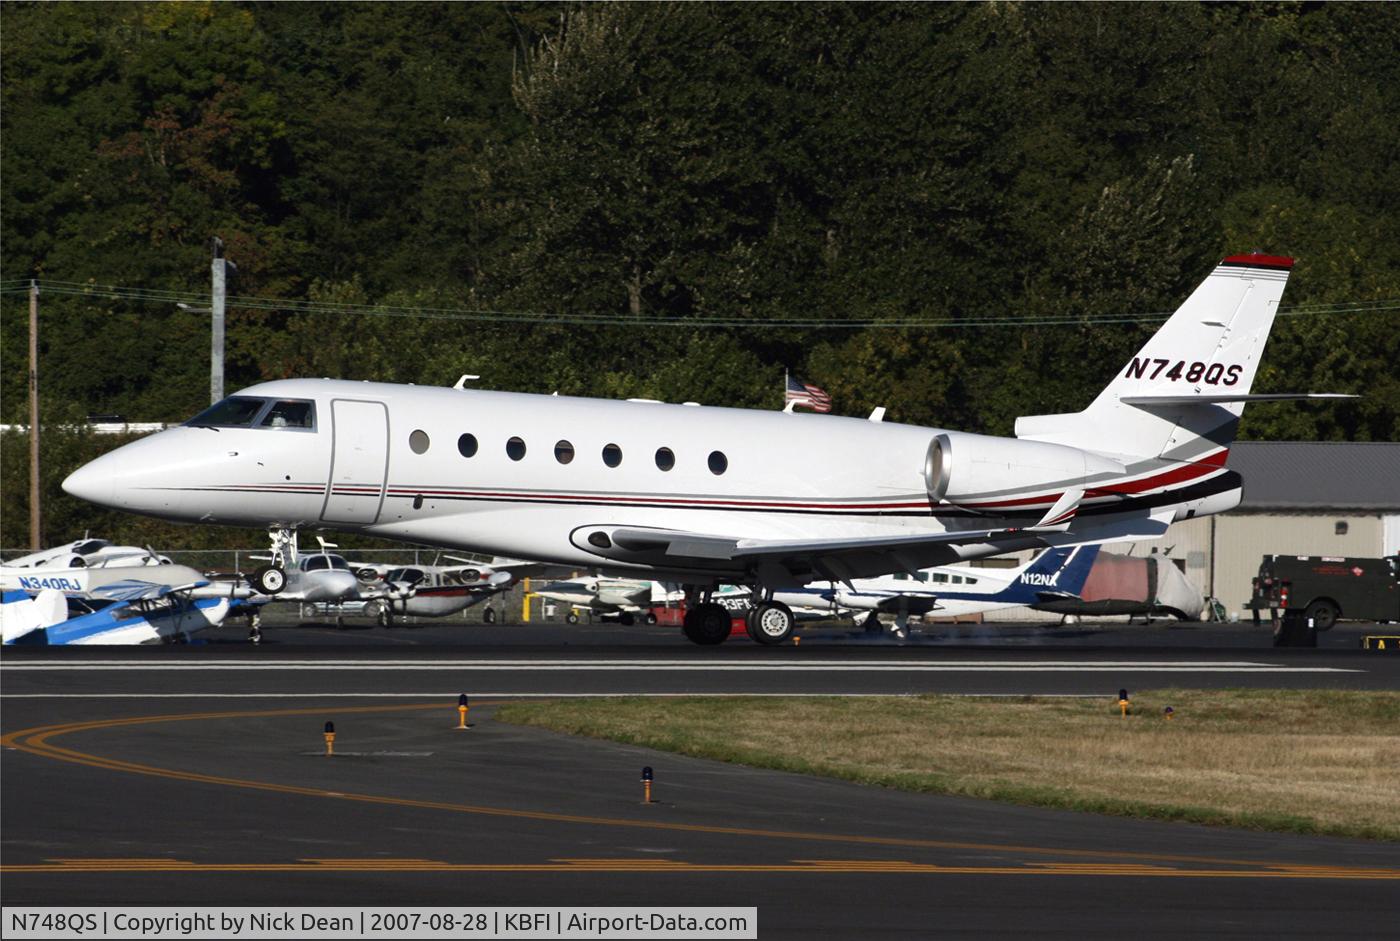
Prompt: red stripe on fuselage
<box><xmin>959</xmin><ymin>449</ymin><xmax>1229</xmax><ymax>510</ymax></box>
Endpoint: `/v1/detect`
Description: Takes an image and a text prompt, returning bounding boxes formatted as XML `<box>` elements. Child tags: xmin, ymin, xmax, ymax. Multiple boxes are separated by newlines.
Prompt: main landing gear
<box><xmin>677</xmin><ymin>587</ymin><xmax>797</xmax><ymax>646</ymax></box>
<box><xmin>681</xmin><ymin>601</ymin><xmax>731</xmax><ymax>645</ymax></box>
<box><xmin>745</xmin><ymin>601</ymin><xmax>795</xmax><ymax>645</ymax></box>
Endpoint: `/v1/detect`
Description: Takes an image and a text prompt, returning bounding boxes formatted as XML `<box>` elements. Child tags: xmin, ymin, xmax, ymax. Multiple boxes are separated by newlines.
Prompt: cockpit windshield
<box><xmin>186</xmin><ymin>397</ymin><xmax>266</xmax><ymax>427</ymax></box>
<box><xmin>186</xmin><ymin>396</ymin><xmax>316</xmax><ymax>430</ymax></box>
<box><xmin>303</xmin><ymin>554</ymin><xmax>352</xmax><ymax>572</ymax></box>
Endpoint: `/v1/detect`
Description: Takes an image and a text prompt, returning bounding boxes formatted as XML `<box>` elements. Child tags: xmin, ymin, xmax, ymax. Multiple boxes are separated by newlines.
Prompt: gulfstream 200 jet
<box><xmin>64</xmin><ymin>254</ymin><xmax>1344</xmax><ymax>644</ymax></box>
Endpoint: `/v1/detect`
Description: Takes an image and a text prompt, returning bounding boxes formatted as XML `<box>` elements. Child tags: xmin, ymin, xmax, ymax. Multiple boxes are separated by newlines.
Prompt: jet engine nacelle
<box><xmin>924</xmin><ymin>432</ymin><xmax>1125</xmax><ymax>508</ymax></box>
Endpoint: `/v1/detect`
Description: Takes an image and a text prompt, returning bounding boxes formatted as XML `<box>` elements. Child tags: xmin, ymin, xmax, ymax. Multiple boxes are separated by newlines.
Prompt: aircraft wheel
<box><xmin>749</xmin><ymin>601</ymin><xmax>795</xmax><ymax>645</ymax></box>
<box><xmin>251</xmin><ymin>565</ymin><xmax>286</xmax><ymax>594</ymax></box>
<box><xmin>619</xmin><ymin>611</ymin><xmax>636</xmax><ymax>626</ymax></box>
<box><xmin>861</xmin><ymin>612</ymin><xmax>882</xmax><ymax>634</ymax></box>
<box><xmin>682</xmin><ymin>603</ymin><xmax>730</xmax><ymax>645</ymax></box>
<box><xmin>482</xmin><ymin>607</ymin><xmax>496</xmax><ymax>625</ymax></box>
<box><xmin>645</xmin><ymin>612</ymin><xmax>658</xmax><ymax>625</ymax></box>
<box><xmin>566</xmin><ymin>612</ymin><xmax>579</xmax><ymax>625</ymax></box>
<box><xmin>1304</xmin><ymin>600</ymin><xmax>1339</xmax><ymax>632</ymax></box>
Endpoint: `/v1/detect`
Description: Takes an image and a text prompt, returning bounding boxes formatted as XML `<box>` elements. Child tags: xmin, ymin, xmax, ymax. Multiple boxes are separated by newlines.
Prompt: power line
<box><xmin>2</xmin><ymin>278</ymin><xmax>1397</xmax><ymax>330</ymax></box>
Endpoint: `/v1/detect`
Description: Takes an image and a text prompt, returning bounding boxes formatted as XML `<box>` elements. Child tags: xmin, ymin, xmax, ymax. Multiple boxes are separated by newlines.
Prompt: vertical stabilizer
<box><xmin>1015</xmin><ymin>254</ymin><xmax>1293</xmax><ymax>461</ymax></box>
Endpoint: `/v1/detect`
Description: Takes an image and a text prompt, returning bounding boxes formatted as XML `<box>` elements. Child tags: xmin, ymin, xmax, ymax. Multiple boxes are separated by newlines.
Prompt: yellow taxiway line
<box><xmin>4</xmin><ymin>704</ymin><xmax>1398</xmax><ymax>881</ymax></box>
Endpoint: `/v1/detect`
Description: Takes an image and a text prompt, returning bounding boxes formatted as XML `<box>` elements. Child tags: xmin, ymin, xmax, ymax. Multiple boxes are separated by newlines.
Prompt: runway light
<box><xmin>1164</xmin><ymin>706</ymin><xmax>1175</xmax><ymax>720</ymax></box>
<box><xmin>641</xmin><ymin>766</ymin><xmax>654</xmax><ymax>804</ymax></box>
<box><xmin>1118</xmin><ymin>689</ymin><xmax>1131</xmax><ymax>718</ymax></box>
<box><xmin>457</xmin><ymin>693</ymin><xmax>472</xmax><ymax>730</ymax></box>
<box><xmin>324</xmin><ymin>721</ymin><xmax>336</xmax><ymax>757</ymax></box>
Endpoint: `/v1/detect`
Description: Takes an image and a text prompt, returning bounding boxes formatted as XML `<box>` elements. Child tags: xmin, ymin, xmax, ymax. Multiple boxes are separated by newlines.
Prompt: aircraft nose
<box><xmin>62</xmin><ymin>456</ymin><xmax>116</xmax><ymax>507</ymax></box>
<box><xmin>60</xmin><ymin>432</ymin><xmax>191</xmax><ymax>517</ymax></box>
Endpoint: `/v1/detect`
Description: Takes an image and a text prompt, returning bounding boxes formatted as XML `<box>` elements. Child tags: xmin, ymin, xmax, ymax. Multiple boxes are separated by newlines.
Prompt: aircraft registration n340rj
<box><xmin>64</xmin><ymin>253</ymin><xmax>1345</xmax><ymax>645</ymax></box>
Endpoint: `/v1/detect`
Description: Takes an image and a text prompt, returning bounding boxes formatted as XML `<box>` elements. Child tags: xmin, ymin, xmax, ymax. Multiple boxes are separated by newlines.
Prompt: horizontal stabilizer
<box><xmin>1120</xmin><ymin>393</ymin><xmax>1358</xmax><ymax>406</ymax></box>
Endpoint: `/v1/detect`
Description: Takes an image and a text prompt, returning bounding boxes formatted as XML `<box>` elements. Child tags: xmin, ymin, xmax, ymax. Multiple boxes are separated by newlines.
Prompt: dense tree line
<box><xmin>3</xmin><ymin>2</ymin><xmax>1397</xmax><ymax>548</ymax></box>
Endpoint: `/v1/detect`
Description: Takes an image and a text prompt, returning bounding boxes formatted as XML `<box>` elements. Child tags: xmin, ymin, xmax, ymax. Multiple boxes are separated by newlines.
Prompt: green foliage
<box><xmin>3</xmin><ymin>2</ymin><xmax>1398</xmax><ymax>549</ymax></box>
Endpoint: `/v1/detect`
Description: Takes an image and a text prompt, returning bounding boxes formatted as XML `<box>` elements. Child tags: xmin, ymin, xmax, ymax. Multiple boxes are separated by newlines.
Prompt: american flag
<box><xmin>785</xmin><ymin>372</ymin><xmax>832</xmax><ymax>413</ymax></box>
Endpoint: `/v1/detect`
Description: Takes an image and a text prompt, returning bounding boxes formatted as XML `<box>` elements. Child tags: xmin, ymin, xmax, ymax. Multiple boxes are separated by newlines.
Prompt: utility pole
<box><xmin>210</xmin><ymin>236</ymin><xmax>232</xmax><ymax>404</ymax></box>
<box><xmin>29</xmin><ymin>279</ymin><xmax>42</xmax><ymax>549</ymax></box>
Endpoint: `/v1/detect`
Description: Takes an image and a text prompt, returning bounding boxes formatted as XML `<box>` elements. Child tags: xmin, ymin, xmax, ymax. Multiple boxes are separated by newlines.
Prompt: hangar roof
<box><xmin>1229</xmin><ymin>442</ymin><xmax>1400</xmax><ymax>512</ymax></box>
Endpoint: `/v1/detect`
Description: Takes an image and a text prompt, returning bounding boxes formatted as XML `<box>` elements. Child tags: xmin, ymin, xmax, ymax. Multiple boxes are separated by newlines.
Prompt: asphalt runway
<box><xmin>4</xmin><ymin>626</ymin><xmax>1398</xmax><ymax>936</ymax></box>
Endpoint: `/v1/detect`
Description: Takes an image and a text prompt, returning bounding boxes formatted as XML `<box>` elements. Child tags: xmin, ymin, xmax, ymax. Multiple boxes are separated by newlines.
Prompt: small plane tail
<box><xmin>1</xmin><ymin>588</ymin><xmax>67</xmax><ymax>644</ymax></box>
<box><xmin>1015</xmin><ymin>254</ymin><xmax>1296</xmax><ymax>462</ymax></box>
<box><xmin>1002</xmin><ymin>545</ymin><xmax>1100</xmax><ymax>602</ymax></box>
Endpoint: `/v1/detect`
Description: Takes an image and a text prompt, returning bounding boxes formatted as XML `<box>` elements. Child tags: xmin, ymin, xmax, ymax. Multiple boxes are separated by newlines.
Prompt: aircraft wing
<box><xmin>583</xmin><ymin>510</ymin><xmax>1172</xmax><ymax>586</ymax></box>
<box><xmin>89</xmin><ymin>579</ymin><xmax>209</xmax><ymax>602</ymax></box>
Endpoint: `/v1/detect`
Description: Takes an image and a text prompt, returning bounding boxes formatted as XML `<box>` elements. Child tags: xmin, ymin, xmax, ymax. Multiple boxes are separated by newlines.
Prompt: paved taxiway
<box><xmin>4</xmin><ymin>625</ymin><xmax>1398</xmax><ymax>936</ymax></box>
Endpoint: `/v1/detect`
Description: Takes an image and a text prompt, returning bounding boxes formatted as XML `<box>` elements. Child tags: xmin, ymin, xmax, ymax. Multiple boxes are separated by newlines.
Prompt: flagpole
<box><xmin>783</xmin><ymin>367</ymin><xmax>788</xmax><ymax>410</ymax></box>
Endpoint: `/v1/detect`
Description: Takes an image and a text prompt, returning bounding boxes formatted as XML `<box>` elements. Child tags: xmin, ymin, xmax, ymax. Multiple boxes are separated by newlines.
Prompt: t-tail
<box><xmin>1014</xmin><ymin>253</ymin><xmax>1344</xmax><ymax>464</ymax></box>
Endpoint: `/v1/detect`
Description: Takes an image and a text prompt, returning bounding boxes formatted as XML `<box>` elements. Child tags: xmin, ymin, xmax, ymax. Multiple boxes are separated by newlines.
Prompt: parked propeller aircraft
<box><xmin>64</xmin><ymin>254</ymin><xmax>1347</xmax><ymax>644</ymax></box>
<box><xmin>2</xmin><ymin>580</ymin><xmax>234</xmax><ymax>646</ymax></box>
<box><xmin>3</xmin><ymin>538</ymin><xmax>169</xmax><ymax>570</ymax></box>
<box><xmin>770</xmin><ymin>545</ymin><xmax>1099</xmax><ymax>636</ymax></box>
<box><xmin>532</xmin><ymin>576</ymin><xmax>660</xmax><ymax>625</ymax></box>
<box><xmin>357</xmin><ymin>556</ymin><xmax>551</xmax><ymax>625</ymax></box>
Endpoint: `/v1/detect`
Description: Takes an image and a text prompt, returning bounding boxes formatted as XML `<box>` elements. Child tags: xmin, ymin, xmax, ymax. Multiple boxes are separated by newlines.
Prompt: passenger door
<box><xmin>321</xmin><ymin>399</ymin><xmax>389</xmax><ymax>525</ymax></box>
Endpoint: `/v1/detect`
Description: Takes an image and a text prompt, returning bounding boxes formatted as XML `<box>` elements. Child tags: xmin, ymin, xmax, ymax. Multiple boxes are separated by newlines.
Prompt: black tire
<box><xmin>645</xmin><ymin>612</ymin><xmax>658</xmax><ymax>625</ymax></box>
<box><xmin>619</xmin><ymin>611</ymin><xmax>636</xmax><ymax>626</ymax></box>
<box><xmin>682</xmin><ymin>603</ymin><xmax>731</xmax><ymax>645</ymax></box>
<box><xmin>862</xmin><ymin>612</ymin><xmax>883</xmax><ymax>634</ymax></box>
<box><xmin>748</xmin><ymin>601</ymin><xmax>795</xmax><ymax>645</ymax></box>
<box><xmin>251</xmin><ymin>565</ymin><xmax>286</xmax><ymax>595</ymax></box>
<box><xmin>1273</xmin><ymin>613</ymin><xmax>1317</xmax><ymax>648</ymax></box>
<box><xmin>566</xmin><ymin>612</ymin><xmax>579</xmax><ymax>625</ymax></box>
<box><xmin>1304</xmin><ymin>599</ymin><xmax>1339</xmax><ymax>632</ymax></box>
<box><xmin>482</xmin><ymin>607</ymin><xmax>497</xmax><ymax>625</ymax></box>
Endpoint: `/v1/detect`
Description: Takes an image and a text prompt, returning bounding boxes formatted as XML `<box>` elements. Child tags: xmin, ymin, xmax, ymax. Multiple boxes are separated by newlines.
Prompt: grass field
<box><xmin>496</xmin><ymin>690</ymin><xmax>1400</xmax><ymax>841</ymax></box>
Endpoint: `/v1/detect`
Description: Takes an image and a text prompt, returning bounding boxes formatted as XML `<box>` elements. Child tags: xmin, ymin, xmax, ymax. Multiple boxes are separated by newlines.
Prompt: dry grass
<box><xmin>496</xmin><ymin>690</ymin><xmax>1400</xmax><ymax>840</ymax></box>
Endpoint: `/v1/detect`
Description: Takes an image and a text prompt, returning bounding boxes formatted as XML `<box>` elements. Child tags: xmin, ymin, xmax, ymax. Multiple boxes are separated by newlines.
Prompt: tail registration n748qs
<box><xmin>63</xmin><ymin>254</ymin><xmax>1346</xmax><ymax>645</ymax></box>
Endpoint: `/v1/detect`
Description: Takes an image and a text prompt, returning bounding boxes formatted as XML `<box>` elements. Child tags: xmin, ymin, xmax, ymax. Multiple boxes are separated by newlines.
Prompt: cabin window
<box><xmin>932</xmin><ymin>573</ymin><xmax>948</xmax><ymax>583</ymax></box>
<box><xmin>457</xmin><ymin>433</ymin><xmax>478</xmax><ymax>458</ymax></box>
<box><xmin>602</xmin><ymin>443</ymin><xmax>623</xmax><ymax>467</ymax></box>
<box><xmin>259</xmin><ymin>399</ymin><xmax>316</xmax><ymax>429</ymax></box>
<box><xmin>894</xmin><ymin>573</ymin><xmax>908</xmax><ymax>581</ymax></box>
<box><xmin>409</xmin><ymin>430</ymin><xmax>430</xmax><ymax>454</ymax></box>
<box><xmin>1335</xmin><ymin>521</ymin><xmax>1349</xmax><ymax>535</ymax></box>
<box><xmin>915</xmin><ymin>572</ymin><xmax>929</xmax><ymax>582</ymax></box>
<box><xmin>708</xmin><ymin>450</ymin><xmax>728</xmax><ymax>475</ymax></box>
<box><xmin>507</xmin><ymin>436</ymin><xmax>527</xmax><ymax>461</ymax></box>
<box><xmin>966</xmin><ymin>577</ymin><xmax>978</xmax><ymax>585</ymax></box>
<box><xmin>951</xmin><ymin>575</ymin><xmax>963</xmax><ymax>584</ymax></box>
<box><xmin>655</xmin><ymin>447</ymin><xmax>675</xmax><ymax>471</ymax></box>
<box><xmin>555</xmin><ymin>440</ymin><xmax>575</xmax><ymax>464</ymax></box>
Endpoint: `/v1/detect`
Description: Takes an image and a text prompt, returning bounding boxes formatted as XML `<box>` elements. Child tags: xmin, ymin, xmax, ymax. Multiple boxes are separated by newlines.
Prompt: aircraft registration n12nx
<box><xmin>64</xmin><ymin>253</ymin><xmax>1348</xmax><ymax>645</ymax></box>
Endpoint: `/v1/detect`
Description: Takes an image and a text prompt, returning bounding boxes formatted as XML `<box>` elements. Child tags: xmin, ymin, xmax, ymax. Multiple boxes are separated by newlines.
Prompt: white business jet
<box><xmin>63</xmin><ymin>254</ymin><xmax>1345</xmax><ymax>645</ymax></box>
